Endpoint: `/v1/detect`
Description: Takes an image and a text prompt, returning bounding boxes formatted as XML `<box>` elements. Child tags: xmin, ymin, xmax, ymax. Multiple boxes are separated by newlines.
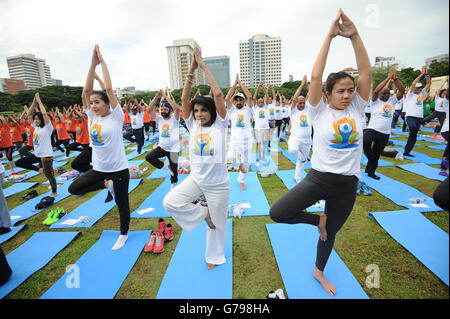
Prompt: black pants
<box><xmin>68</xmin><ymin>168</ymin><xmax>131</xmax><ymax>234</ymax></box>
<box><xmin>442</xmin><ymin>131</ymin><xmax>449</xmax><ymax>169</ymax></box>
<box><xmin>269</xmin><ymin>169</ymin><xmax>358</xmax><ymax>271</ymax></box>
<box><xmin>433</xmin><ymin>177</ymin><xmax>449</xmax><ymax>211</ymax></box>
<box><xmin>71</xmin><ymin>145</ymin><xmax>92</xmax><ymax>173</ymax></box>
<box><xmin>54</xmin><ymin>139</ymin><xmax>70</xmax><ymax>153</ymax></box>
<box><xmin>15</xmin><ymin>156</ymin><xmax>57</xmax><ymax>193</ymax></box>
<box><xmin>405</xmin><ymin>116</ymin><xmax>422</xmax><ymax>154</ymax></box>
<box><xmin>15</xmin><ymin>153</ymin><xmax>40</xmax><ymax>172</ymax></box>
<box><xmin>422</xmin><ymin>111</ymin><xmax>446</xmax><ymax>133</ymax></box>
<box><xmin>66</xmin><ymin>141</ymin><xmax>86</xmax><ymax>156</ymax></box>
<box><xmin>145</xmin><ymin>146</ymin><xmax>178</xmax><ymax>184</ymax></box>
<box><xmin>391</xmin><ymin>110</ymin><xmax>402</xmax><ymax>129</ymax></box>
<box><xmin>363</xmin><ymin>129</ymin><xmax>390</xmax><ymax>175</ymax></box>
<box><xmin>18</xmin><ymin>145</ymin><xmax>33</xmax><ymax>158</ymax></box>
<box><xmin>144</xmin><ymin>121</ymin><xmax>156</xmax><ymax>135</ymax></box>
<box><xmin>124</xmin><ymin>128</ymin><xmax>144</xmax><ymax>153</ymax></box>
<box><xmin>401</xmin><ymin>112</ymin><xmax>407</xmax><ymax>131</ymax></box>
<box><xmin>275</xmin><ymin>119</ymin><xmax>283</xmax><ymax>138</ymax></box>
<box><xmin>281</xmin><ymin>117</ymin><xmax>290</xmax><ymax>132</ymax></box>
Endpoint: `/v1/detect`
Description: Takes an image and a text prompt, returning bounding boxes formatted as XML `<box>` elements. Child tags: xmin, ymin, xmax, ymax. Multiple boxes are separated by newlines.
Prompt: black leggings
<box><xmin>275</xmin><ymin>119</ymin><xmax>283</xmax><ymax>138</ymax></box>
<box><xmin>145</xmin><ymin>146</ymin><xmax>178</xmax><ymax>184</ymax></box>
<box><xmin>54</xmin><ymin>139</ymin><xmax>70</xmax><ymax>153</ymax></box>
<box><xmin>71</xmin><ymin>145</ymin><xmax>92</xmax><ymax>173</ymax></box>
<box><xmin>433</xmin><ymin>177</ymin><xmax>449</xmax><ymax>211</ymax></box>
<box><xmin>0</xmin><ymin>147</ymin><xmax>13</xmax><ymax>162</ymax></box>
<box><xmin>281</xmin><ymin>117</ymin><xmax>290</xmax><ymax>132</ymax></box>
<box><xmin>68</xmin><ymin>168</ymin><xmax>131</xmax><ymax>234</ymax></box>
<box><xmin>423</xmin><ymin>111</ymin><xmax>446</xmax><ymax>133</ymax></box>
<box><xmin>18</xmin><ymin>145</ymin><xmax>33</xmax><ymax>158</ymax></box>
<box><xmin>441</xmin><ymin>131</ymin><xmax>449</xmax><ymax>169</ymax></box>
<box><xmin>124</xmin><ymin>128</ymin><xmax>145</xmax><ymax>153</ymax></box>
<box><xmin>270</xmin><ymin>169</ymin><xmax>358</xmax><ymax>271</ymax></box>
<box><xmin>363</xmin><ymin>129</ymin><xmax>390</xmax><ymax>175</ymax></box>
<box><xmin>66</xmin><ymin>141</ymin><xmax>87</xmax><ymax>156</ymax></box>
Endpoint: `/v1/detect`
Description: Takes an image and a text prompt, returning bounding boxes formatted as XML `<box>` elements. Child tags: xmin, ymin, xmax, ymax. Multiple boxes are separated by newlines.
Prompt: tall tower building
<box><xmin>203</xmin><ymin>56</ymin><xmax>230</xmax><ymax>88</ymax></box>
<box><xmin>6</xmin><ymin>54</ymin><xmax>53</xmax><ymax>89</ymax></box>
<box><xmin>239</xmin><ymin>34</ymin><xmax>282</xmax><ymax>88</ymax></box>
<box><xmin>166</xmin><ymin>39</ymin><xmax>206</xmax><ymax>89</ymax></box>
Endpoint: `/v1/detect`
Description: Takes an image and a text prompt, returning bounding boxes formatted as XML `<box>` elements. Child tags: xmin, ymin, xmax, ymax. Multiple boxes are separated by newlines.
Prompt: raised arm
<box><xmin>225</xmin><ymin>74</ymin><xmax>239</xmax><ymax>110</ymax></box>
<box><xmin>95</xmin><ymin>45</ymin><xmax>119</xmax><ymax>109</ymax></box>
<box><xmin>237</xmin><ymin>75</ymin><xmax>253</xmax><ymax>107</ymax></box>
<box><xmin>147</xmin><ymin>90</ymin><xmax>163</xmax><ymax>119</ymax></box>
<box><xmin>372</xmin><ymin>68</ymin><xmax>394</xmax><ymax>101</ymax></box>
<box><xmin>291</xmin><ymin>75</ymin><xmax>307</xmax><ymax>110</ymax></box>
<box><xmin>409</xmin><ymin>66</ymin><xmax>428</xmax><ymax>93</ymax></box>
<box><xmin>35</xmin><ymin>92</ymin><xmax>50</xmax><ymax>125</ymax></box>
<box><xmin>82</xmin><ymin>46</ymin><xmax>99</xmax><ymax>110</ymax></box>
<box><xmin>391</xmin><ymin>67</ymin><xmax>405</xmax><ymax>100</ymax></box>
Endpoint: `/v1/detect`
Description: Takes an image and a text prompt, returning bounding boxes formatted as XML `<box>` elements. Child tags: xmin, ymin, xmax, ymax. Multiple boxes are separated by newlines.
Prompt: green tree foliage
<box><xmin>428</xmin><ymin>61</ymin><xmax>449</xmax><ymax>78</ymax></box>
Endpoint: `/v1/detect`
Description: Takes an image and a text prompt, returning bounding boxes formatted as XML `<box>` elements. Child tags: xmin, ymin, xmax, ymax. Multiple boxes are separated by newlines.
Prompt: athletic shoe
<box><xmin>22</xmin><ymin>190</ymin><xmax>38</xmax><ymax>201</ymax></box>
<box><xmin>144</xmin><ymin>232</ymin><xmax>157</xmax><ymax>252</ymax></box>
<box><xmin>105</xmin><ymin>180</ymin><xmax>115</xmax><ymax>203</ymax></box>
<box><xmin>47</xmin><ymin>207</ymin><xmax>66</xmax><ymax>225</ymax></box>
<box><xmin>157</xmin><ymin>218</ymin><xmax>166</xmax><ymax>233</ymax></box>
<box><xmin>368</xmin><ymin>173</ymin><xmax>380</xmax><ymax>180</ymax></box>
<box><xmin>43</xmin><ymin>209</ymin><xmax>57</xmax><ymax>224</ymax></box>
<box><xmin>274</xmin><ymin>288</ymin><xmax>286</xmax><ymax>299</ymax></box>
<box><xmin>266</xmin><ymin>291</ymin><xmax>278</xmax><ymax>299</ymax></box>
<box><xmin>153</xmin><ymin>232</ymin><xmax>165</xmax><ymax>253</ymax></box>
<box><xmin>164</xmin><ymin>224</ymin><xmax>174</xmax><ymax>242</ymax></box>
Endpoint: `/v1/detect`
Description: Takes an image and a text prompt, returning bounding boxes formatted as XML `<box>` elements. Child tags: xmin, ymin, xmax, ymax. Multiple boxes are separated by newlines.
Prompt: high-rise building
<box><xmin>166</xmin><ymin>39</ymin><xmax>205</xmax><ymax>89</ymax></box>
<box><xmin>373</xmin><ymin>56</ymin><xmax>405</xmax><ymax>70</ymax></box>
<box><xmin>425</xmin><ymin>53</ymin><xmax>449</xmax><ymax>68</ymax></box>
<box><xmin>239</xmin><ymin>34</ymin><xmax>282</xmax><ymax>87</ymax></box>
<box><xmin>6</xmin><ymin>54</ymin><xmax>53</xmax><ymax>89</ymax></box>
<box><xmin>203</xmin><ymin>56</ymin><xmax>230</xmax><ymax>88</ymax></box>
<box><xmin>0</xmin><ymin>78</ymin><xmax>25</xmax><ymax>94</ymax></box>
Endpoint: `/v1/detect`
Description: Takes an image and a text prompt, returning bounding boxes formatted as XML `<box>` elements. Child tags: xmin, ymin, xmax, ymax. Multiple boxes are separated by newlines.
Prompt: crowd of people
<box><xmin>1</xmin><ymin>9</ymin><xmax>448</xmax><ymax>296</ymax></box>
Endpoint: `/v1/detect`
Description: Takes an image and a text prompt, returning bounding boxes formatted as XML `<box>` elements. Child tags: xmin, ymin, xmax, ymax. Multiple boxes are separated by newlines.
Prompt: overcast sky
<box><xmin>0</xmin><ymin>0</ymin><xmax>448</xmax><ymax>91</ymax></box>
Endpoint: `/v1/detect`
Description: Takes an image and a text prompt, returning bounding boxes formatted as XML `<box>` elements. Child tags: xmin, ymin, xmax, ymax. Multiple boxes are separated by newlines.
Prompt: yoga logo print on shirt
<box><xmin>193</xmin><ymin>133</ymin><xmax>214</xmax><ymax>156</ymax></box>
<box><xmin>235</xmin><ymin>114</ymin><xmax>245</xmax><ymax>127</ymax></box>
<box><xmin>330</xmin><ymin>117</ymin><xmax>358</xmax><ymax>149</ymax></box>
<box><xmin>76</xmin><ymin>127</ymin><xmax>82</xmax><ymax>136</ymax></box>
<box><xmin>89</xmin><ymin>123</ymin><xmax>104</xmax><ymax>146</ymax></box>
<box><xmin>416</xmin><ymin>96</ymin><xmax>422</xmax><ymax>106</ymax></box>
<box><xmin>382</xmin><ymin>104</ymin><xmax>392</xmax><ymax>118</ymax></box>
<box><xmin>33</xmin><ymin>131</ymin><xmax>39</xmax><ymax>146</ymax></box>
<box><xmin>132</xmin><ymin>118</ymin><xmax>137</xmax><ymax>125</ymax></box>
<box><xmin>258</xmin><ymin>110</ymin><xmax>265</xmax><ymax>118</ymax></box>
<box><xmin>269</xmin><ymin>108</ymin><xmax>274</xmax><ymax>116</ymax></box>
<box><xmin>299</xmin><ymin>114</ymin><xmax>309</xmax><ymax>127</ymax></box>
<box><xmin>161</xmin><ymin>124</ymin><xmax>170</xmax><ymax>138</ymax></box>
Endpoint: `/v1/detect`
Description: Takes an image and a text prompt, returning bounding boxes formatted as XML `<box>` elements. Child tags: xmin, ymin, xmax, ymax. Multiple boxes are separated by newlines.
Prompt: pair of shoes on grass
<box><xmin>43</xmin><ymin>207</ymin><xmax>66</xmax><ymax>225</ymax></box>
<box><xmin>144</xmin><ymin>218</ymin><xmax>174</xmax><ymax>253</ymax></box>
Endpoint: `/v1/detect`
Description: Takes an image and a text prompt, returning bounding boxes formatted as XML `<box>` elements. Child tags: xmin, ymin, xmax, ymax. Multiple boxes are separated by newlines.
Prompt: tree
<box><xmin>428</xmin><ymin>61</ymin><xmax>449</xmax><ymax>78</ymax></box>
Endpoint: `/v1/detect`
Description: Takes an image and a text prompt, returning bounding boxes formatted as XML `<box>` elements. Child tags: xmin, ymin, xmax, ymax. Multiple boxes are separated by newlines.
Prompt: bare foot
<box><xmin>240</xmin><ymin>183</ymin><xmax>246</xmax><ymax>191</ymax></box>
<box><xmin>207</xmin><ymin>263</ymin><xmax>217</xmax><ymax>270</ymax></box>
<box><xmin>38</xmin><ymin>168</ymin><xmax>44</xmax><ymax>175</ymax></box>
<box><xmin>318</xmin><ymin>214</ymin><xmax>327</xmax><ymax>241</ymax></box>
<box><xmin>313</xmin><ymin>267</ymin><xmax>336</xmax><ymax>296</ymax></box>
<box><xmin>50</xmin><ymin>192</ymin><xmax>57</xmax><ymax>198</ymax></box>
<box><xmin>205</xmin><ymin>210</ymin><xmax>216</xmax><ymax>230</ymax></box>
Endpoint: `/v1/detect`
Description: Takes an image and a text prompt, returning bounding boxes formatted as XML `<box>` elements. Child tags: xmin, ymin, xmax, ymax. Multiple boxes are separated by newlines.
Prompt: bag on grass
<box><xmin>382</xmin><ymin>147</ymin><xmax>398</xmax><ymax>158</ymax></box>
<box><xmin>129</xmin><ymin>166</ymin><xmax>143</xmax><ymax>179</ymax></box>
<box><xmin>35</xmin><ymin>196</ymin><xmax>55</xmax><ymax>210</ymax></box>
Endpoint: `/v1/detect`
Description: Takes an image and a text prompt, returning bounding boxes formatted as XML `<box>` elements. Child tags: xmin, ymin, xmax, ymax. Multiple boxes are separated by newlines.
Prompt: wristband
<box><xmin>420</xmin><ymin>74</ymin><xmax>424</xmax><ymax>78</ymax></box>
<box><xmin>425</xmin><ymin>74</ymin><xmax>430</xmax><ymax>79</ymax></box>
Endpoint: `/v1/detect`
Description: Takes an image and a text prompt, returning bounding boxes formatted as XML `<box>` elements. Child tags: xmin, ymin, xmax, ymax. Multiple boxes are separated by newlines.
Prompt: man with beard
<box><xmin>145</xmin><ymin>90</ymin><xmax>181</xmax><ymax>190</ymax></box>
<box><xmin>225</xmin><ymin>74</ymin><xmax>254</xmax><ymax>190</ymax></box>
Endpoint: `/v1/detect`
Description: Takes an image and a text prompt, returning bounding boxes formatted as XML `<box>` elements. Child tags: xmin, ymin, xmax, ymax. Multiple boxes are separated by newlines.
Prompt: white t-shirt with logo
<box><xmin>32</xmin><ymin>122</ymin><xmax>54</xmax><ymax>158</ymax></box>
<box><xmin>228</xmin><ymin>105</ymin><xmax>253</xmax><ymax>142</ymax></box>
<box><xmin>253</xmin><ymin>105</ymin><xmax>269</xmax><ymax>130</ymax></box>
<box><xmin>367</xmin><ymin>95</ymin><xmax>398</xmax><ymax>135</ymax></box>
<box><xmin>86</xmin><ymin>105</ymin><xmax>128</xmax><ymax>173</ymax></box>
<box><xmin>155</xmin><ymin>114</ymin><xmax>180</xmax><ymax>153</ymax></box>
<box><xmin>267</xmin><ymin>103</ymin><xmax>276</xmax><ymax>121</ymax></box>
<box><xmin>307</xmin><ymin>91</ymin><xmax>367</xmax><ymax>178</ymax></box>
<box><xmin>130</xmin><ymin>111</ymin><xmax>144</xmax><ymax>129</ymax></box>
<box><xmin>290</xmin><ymin>107</ymin><xmax>312</xmax><ymax>143</ymax></box>
<box><xmin>281</xmin><ymin>105</ymin><xmax>289</xmax><ymax>119</ymax></box>
<box><xmin>185</xmin><ymin>113</ymin><xmax>229</xmax><ymax>187</ymax></box>
<box><xmin>404</xmin><ymin>88</ymin><xmax>426</xmax><ymax>118</ymax></box>
<box><xmin>274</xmin><ymin>105</ymin><xmax>283</xmax><ymax>120</ymax></box>
<box><xmin>435</xmin><ymin>96</ymin><xmax>447</xmax><ymax>113</ymax></box>
<box><xmin>441</xmin><ymin>98</ymin><xmax>449</xmax><ymax>133</ymax></box>
<box><xmin>394</xmin><ymin>98</ymin><xmax>403</xmax><ymax>111</ymax></box>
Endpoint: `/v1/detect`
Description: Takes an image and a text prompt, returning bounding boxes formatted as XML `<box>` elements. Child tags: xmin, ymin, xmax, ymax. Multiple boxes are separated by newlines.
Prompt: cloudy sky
<box><xmin>0</xmin><ymin>0</ymin><xmax>448</xmax><ymax>91</ymax></box>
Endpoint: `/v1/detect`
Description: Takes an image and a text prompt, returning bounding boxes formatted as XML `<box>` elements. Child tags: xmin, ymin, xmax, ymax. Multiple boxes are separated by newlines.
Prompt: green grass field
<box><xmin>1</xmin><ymin>126</ymin><xmax>448</xmax><ymax>299</ymax></box>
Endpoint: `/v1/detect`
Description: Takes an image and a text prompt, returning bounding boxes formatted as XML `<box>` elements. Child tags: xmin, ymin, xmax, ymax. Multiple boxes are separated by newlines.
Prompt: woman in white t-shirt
<box><xmin>438</xmin><ymin>89</ymin><xmax>449</xmax><ymax>177</ymax></box>
<box><xmin>363</xmin><ymin>67</ymin><xmax>405</xmax><ymax>179</ymax></box>
<box><xmin>68</xmin><ymin>45</ymin><xmax>130</xmax><ymax>251</ymax></box>
<box><xmin>16</xmin><ymin>92</ymin><xmax>58</xmax><ymax>197</ymax></box>
<box><xmin>270</xmin><ymin>9</ymin><xmax>372</xmax><ymax>297</ymax></box>
<box><xmin>163</xmin><ymin>46</ymin><xmax>229</xmax><ymax>270</ymax></box>
<box><xmin>422</xmin><ymin>77</ymin><xmax>448</xmax><ymax>138</ymax></box>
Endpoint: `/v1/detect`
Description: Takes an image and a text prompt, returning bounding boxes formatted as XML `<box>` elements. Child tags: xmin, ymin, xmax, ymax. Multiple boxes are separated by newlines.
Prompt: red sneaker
<box><xmin>157</xmin><ymin>218</ymin><xmax>166</xmax><ymax>233</ymax></box>
<box><xmin>144</xmin><ymin>232</ymin><xmax>157</xmax><ymax>252</ymax></box>
<box><xmin>164</xmin><ymin>224</ymin><xmax>174</xmax><ymax>242</ymax></box>
<box><xmin>153</xmin><ymin>232</ymin><xmax>165</xmax><ymax>253</ymax></box>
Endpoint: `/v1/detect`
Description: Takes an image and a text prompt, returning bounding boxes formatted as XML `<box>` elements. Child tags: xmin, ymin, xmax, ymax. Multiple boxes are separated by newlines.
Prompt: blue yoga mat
<box><xmin>228</xmin><ymin>172</ymin><xmax>271</xmax><ymax>216</ymax></box>
<box><xmin>0</xmin><ymin>231</ymin><xmax>80</xmax><ymax>299</ymax></box>
<box><xmin>3</xmin><ymin>182</ymin><xmax>38</xmax><ymax>197</ymax></box>
<box><xmin>369</xmin><ymin>210</ymin><xmax>448</xmax><ymax>286</ymax></box>
<box><xmin>397</xmin><ymin>163</ymin><xmax>447</xmax><ymax>182</ymax></box>
<box><xmin>5</xmin><ymin>170</ymin><xmax>40</xmax><ymax>183</ymax></box>
<box><xmin>359</xmin><ymin>169</ymin><xmax>442</xmax><ymax>212</ymax></box>
<box><xmin>131</xmin><ymin>175</ymin><xmax>188</xmax><ymax>218</ymax></box>
<box><xmin>280</xmin><ymin>149</ymin><xmax>312</xmax><ymax>169</ymax></box>
<box><xmin>9</xmin><ymin>181</ymin><xmax>72</xmax><ymax>226</ymax></box>
<box><xmin>4</xmin><ymin>167</ymin><xmax>26</xmax><ymax>177</ymax></box>
<box><xmin>391</xmin><ymin>129</ymin><xmax>443</xmax><ymax>144</ymax></box>
<box><xmin>128</xmin><ymin>160</ymin><xmax>145</xmax><ymax>167</ymax></box>
<box><xmin>361</xmin><ymin>154</ymin><xmax>395</xmax><ymax>167</ymax></box>
<box><xmin>157</xmin><ymin>219</ymin><xmax>233</xmax><ymax>299</ymax></box>
<box><xmin>56</xmin><ymin>152</ymin><xmax>80</xmax><ymax>161</ymax></box>
<box><xmin>40</xmin><ymin>230</ymin><xmax>150</xmax><ymax>299</ymax></box>
<box><xmin>266</xmin><ymin>223</ymin><xmax>369</xmax><ymax>299</ymax></box>
<box><xmin>390</xmin><ymin>139</ymin><xmax>420</xmax><ymax>147</ymax></box>
<box><xmin>50</xmin><ymin>179</ymin><xmax>142</xmax><ymax>229</ymax></box>
<box><xmin>275</xmin><ymin>170</ymin><xmax>323</xmax><ymax>212</ymax></box>
<box><xmin>0</xmin><ymin>224</ymin><xmax>28</xmax><ymax>245</ymax></box>
<box><xmin>427</xmin><ymin>144</ymin><xmax>446</xmax><ymax>150</ymax></box>
<box><xmin>250</xmin><ymin>156</ymin><xmax>279</xmax><ymax>172</ymax></box>
<box><xmin>393</xmin><ymin>148</ymin><xmax>441</xmax><ymax>165</ymax></box>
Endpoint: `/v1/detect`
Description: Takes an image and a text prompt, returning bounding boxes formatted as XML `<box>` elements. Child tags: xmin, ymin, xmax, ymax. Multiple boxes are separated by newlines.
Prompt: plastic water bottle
<box><xmin>408</xmin><ymin>198</ymin><xmax>427</xmax><ymax>203</ymax></box>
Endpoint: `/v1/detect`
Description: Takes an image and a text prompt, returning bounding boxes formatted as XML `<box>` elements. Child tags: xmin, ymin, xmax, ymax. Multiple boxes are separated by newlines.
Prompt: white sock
<box><xmin>112</xmin><ymin>234</ymin><xmax>128</xmax><ymax>250</ymax></box>
<box><xmin>107</xmin><ymin>180</ymin><xmax>115</xmax><ymax>199</ymax></box>
<box><xmin>163</xmin><ymin>162</ymin><xmax>174</xmax><ymax>176</ymax></box>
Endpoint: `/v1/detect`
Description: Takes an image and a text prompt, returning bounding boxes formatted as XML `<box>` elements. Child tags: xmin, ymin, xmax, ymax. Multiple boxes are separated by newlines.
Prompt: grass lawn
<box><xmin>1</xmin><ymin>126</ymin><xmax>448</xmax><ymax>299</ymax></box>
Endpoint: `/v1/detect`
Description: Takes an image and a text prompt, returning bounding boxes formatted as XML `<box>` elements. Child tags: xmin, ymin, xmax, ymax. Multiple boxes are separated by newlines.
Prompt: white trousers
<box><xmin>163</xmin><ymin>174</ymin><xmax>230</xmax><ymax>265</ymax></box>
<box><xmin>227</xmin><ymin>139</ymin><xmax>251</xmax><ymax>183</ymax></box>
<box><xmin>288</xmin><ymin>138</ymin><xmax>311</xmax><ymax>182</ymax></box>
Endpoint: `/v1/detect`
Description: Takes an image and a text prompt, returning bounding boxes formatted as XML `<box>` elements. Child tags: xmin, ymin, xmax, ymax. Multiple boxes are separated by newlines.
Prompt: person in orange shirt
<box><xmin>64</xmin><ymin>106</ymin><xmax>77</xmax><ymax>141</ymax></box>
<box><xmin>17</xmin><ymin>106</ymin><xmax>34</xmax><ymax>158</ymax></box>
<box><xmin>67</xmin><ymin>107</ymin><xmax>92</xmax><ymax>173</ymax></box>
<box><xmin>143</xmin><ymin>105</ymin><xmax>152</xmax><ymax>140</ymax></box>
<box><xmin>8</xmin><ymin>115</ymin><xmax>24</xmax><ymax>152</ymax></box>
<box><xmin>54</xmin><ymin>108</ymin><xmax>71</xmax><ymax>154</ymax></box>
<box><xmin>0</xmin><ymin>115</ymin><xmax>15</xmax><ymax>171</ymax></box>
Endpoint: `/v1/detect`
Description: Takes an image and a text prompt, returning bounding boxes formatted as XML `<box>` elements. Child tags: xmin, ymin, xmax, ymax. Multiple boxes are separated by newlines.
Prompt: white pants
<box><xmin>288</xmin><ymin>138</ymin><xmax>311</xmax><ymax>182</ymax></box>
<box><xmin>227</xmin><ymin>139</ymin><xmax>250</xmax><ymax>183</ymax></box>
<box><xmin>163</xmin><ymin>174</ymin><xmax>230</xmax><ymax>265</ymax></box>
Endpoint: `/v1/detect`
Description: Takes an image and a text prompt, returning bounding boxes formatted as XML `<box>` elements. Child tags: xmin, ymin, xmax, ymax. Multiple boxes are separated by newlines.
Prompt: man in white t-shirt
<box><xmin>225</xmin><ymin>74</ymin><xmax>254</xmax><ymax>190</ymax></box>
<box><xmin>252</xmin><ymin>82</ymin><xmax>269</xmax><ymax>162</ymax></box>
<box><xmin>124</xmin><ymin>99</ymin><xmax>145</xmax><ymax>154</ymax></box>
<box><xmin>145</xmin><ymin>91</ymin><xmax>181</xmax><ymax>189</ymax></box>
<box><xmin>403</xmin><ymin>66</ymin><xmax>431</xmax><ymax>157</ymax></box>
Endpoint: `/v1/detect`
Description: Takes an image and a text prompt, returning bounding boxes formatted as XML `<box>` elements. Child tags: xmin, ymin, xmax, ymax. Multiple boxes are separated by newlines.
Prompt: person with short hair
<box><xmin>252</xmin><ymin>82</ymin><xmax>269</xmax><ymax>162</ymax></box>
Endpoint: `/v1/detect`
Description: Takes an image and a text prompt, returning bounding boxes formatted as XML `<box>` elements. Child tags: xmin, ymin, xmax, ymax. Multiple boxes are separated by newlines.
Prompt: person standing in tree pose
<box><xmin>124</xmin><ymin>97</ymin><xmax>145</xmax><ymax>154</ymax></box>
<box><xmin>438</xmin><ymin>88</ymin><xmax>449</xmax><ymax>177</ymax></box>
<box><xmin>422</xmin><ymin>77</ymin><xmax>448</xmax><ymax>138</ymax></box>
<box><xmin>252</xmin><ymin>82</ymin><xmax>270</xmax><ymax>162</ymax></box>
<box><xmin>163</xmin><ymin>46</ymin><xmax>230</xmax><ymax>270</ymax></box>
<box><xmin>68</xmin><ymin>45</ymin><xmax>131</xmax><ymax>250</ymax></box>
<box><xmin>363</xmin><ymin>66</ymin><xmax>404</xmax><ymax>179</ymax></box>
<box><xmin>265</xmin><ymin>85</ymin><xmax>277</xmax><ymax>150</ymax></box>
<box><xmin>225</xmin><ymin>74</ymin><xmax>254</xmax><ymax>190</ymax></box>
<box><xmin>270</xmin><ymin>9</ymin><xmax>372</xmax><ymax>296</ymax></box>
<box><xmin>402</xmin><ymin>66</ymin><xmax>431</xmax><ymax>157</ymax></box>
<box><xmin>287</xmin><ymin>75</ymin><xmax>310</xmax><ymax>183</ymax></box>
